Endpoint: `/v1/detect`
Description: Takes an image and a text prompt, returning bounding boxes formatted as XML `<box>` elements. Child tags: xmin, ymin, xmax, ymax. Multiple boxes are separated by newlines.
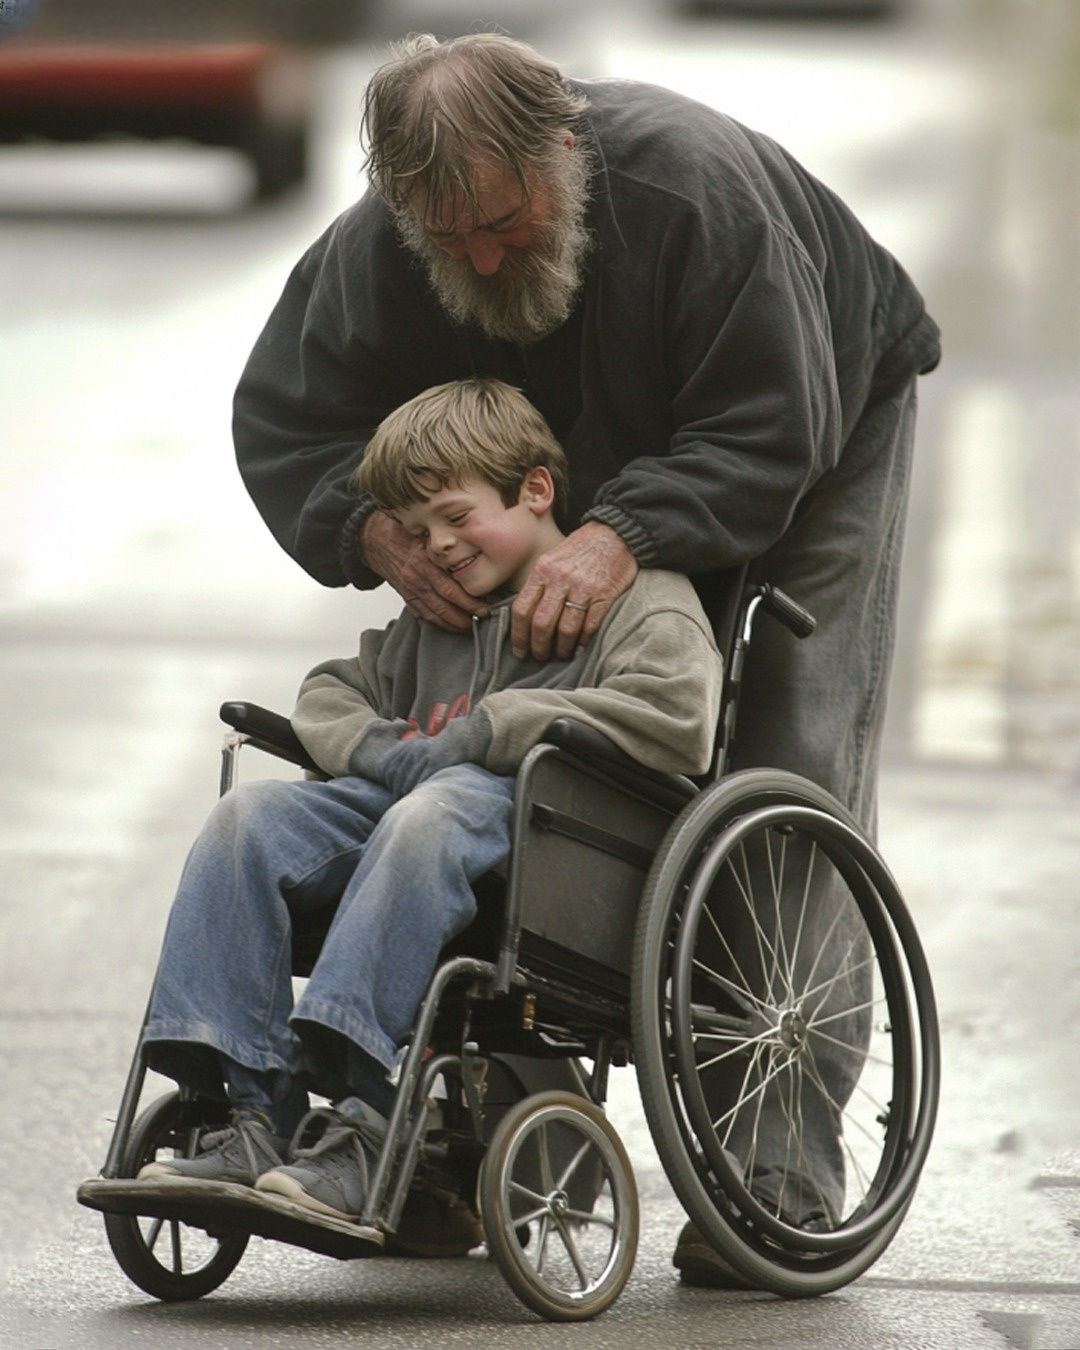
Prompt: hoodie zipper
<box><xmin>469</xmin><ymin>606</ymin><xmax>510</xmax><ymax>706</ymax></box>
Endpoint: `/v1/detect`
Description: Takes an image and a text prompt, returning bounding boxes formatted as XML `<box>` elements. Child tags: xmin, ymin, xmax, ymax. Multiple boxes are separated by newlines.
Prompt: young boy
<box><xmin>133</xmin><ymin>377</ymin><xmax>722</xmax><ymax>1234</ymax></box>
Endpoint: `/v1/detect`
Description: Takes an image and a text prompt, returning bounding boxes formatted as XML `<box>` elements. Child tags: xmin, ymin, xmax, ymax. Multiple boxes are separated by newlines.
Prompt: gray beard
<box><xmin>396</xmin><ymin>170</ymin><xmax>592</xmax><ymax>348</ymax></box>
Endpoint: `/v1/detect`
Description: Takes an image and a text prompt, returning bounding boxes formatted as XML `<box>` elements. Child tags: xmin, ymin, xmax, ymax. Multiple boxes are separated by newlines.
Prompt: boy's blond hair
<box><xmin>355</xmin><ymin>377</ymin><xmax>569</xmax><ymax>517</ymax></box>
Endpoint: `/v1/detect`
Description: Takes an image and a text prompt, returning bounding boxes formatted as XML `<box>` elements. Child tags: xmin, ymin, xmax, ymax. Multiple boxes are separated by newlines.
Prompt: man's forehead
<box><xmin>413</xmin><ymin>165</ymin><xmax>529</xmax><ymax>233</ymax></box>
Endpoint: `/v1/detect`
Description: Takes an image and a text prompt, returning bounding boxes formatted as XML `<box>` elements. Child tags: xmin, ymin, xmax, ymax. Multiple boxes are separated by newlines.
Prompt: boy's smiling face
<box><xmin>394</xmin><ymin>470</ymin><xmax>563</xmax><ymax>598</ymax></box>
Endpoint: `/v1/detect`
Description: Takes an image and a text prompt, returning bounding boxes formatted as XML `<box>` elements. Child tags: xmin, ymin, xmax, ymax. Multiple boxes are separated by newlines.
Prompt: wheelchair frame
<box><xmin>78</xmin><ymin>571</ymin><xmax>940</xmax><ymax>1321</ymax></box>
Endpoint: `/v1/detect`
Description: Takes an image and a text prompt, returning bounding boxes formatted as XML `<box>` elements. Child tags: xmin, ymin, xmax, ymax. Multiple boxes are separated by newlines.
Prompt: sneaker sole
<box><xmin>136</xmin><ymin>1164</ymin><xmax>256</xmax><ymax>1186</ymax></box>
<box><xmin>255</xmin><ymin>1170</ymin><xmax>359</xmax><ymax>1224</ymax></box>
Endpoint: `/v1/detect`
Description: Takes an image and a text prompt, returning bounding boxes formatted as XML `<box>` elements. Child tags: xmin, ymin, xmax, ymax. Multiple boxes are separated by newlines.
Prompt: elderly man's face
<box><xmin>419</xmin><ymin>162</ymin><xmax>554</xmax><ymax>272</ymax></box>
<box><xmin>397</xmin><ymin>139</ymin><xmax>591</xmax><ymax>347</ymax></box>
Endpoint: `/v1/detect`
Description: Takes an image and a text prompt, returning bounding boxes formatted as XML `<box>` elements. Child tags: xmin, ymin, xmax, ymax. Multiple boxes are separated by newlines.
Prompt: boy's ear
<box><xmin>521</xmin><ymin>466</ymin><xmax>556</xmax><ymax>515</ymax></box>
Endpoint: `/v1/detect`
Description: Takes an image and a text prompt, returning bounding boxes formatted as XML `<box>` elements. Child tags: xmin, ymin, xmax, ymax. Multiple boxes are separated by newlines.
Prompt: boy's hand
<box><xmin>380</xmin><ymin>717</ymin><xmax>493</xmax><ymax>797</ymax></box>
<box><xmin>511</xmin><ymin>523</ymin><xmax>638</xmax><ymax>661</ymax></box>
<box><xmin>360</xmin><ymin>510</ymin><xmax>489</xmax><ymax>631</ymax></box>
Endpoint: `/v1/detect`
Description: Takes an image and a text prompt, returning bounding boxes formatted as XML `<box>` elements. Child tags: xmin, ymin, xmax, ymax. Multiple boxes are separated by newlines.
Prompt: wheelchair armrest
<box><xmin>219</xmin><ymin>701</ymin><xmax>323</xmax><ymax>775</ymax></box>
<box><xmin>542</xmin><ymin>717</ymin><xmax>697</xmax><ymax>811</ymax></box>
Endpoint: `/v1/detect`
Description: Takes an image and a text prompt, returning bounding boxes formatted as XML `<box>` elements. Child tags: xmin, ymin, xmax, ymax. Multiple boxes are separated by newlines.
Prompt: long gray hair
<box><xmin>361</xmin><ymin>32</ymin><xmax>590</xmax><ymax>219</ymax></box>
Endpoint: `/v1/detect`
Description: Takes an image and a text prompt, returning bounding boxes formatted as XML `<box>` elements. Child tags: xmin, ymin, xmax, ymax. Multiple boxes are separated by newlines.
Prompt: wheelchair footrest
<box><xmin>77</xmin><ymin>1177</ymin><xmax>385</xmax><ymax>1261</ymax></box>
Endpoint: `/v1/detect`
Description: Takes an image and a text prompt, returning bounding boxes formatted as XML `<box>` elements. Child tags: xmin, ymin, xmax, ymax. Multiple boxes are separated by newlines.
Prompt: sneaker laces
<box><xmin>193</xmin><ymin>1111</ymin><xmax>280</xmax><ymax>1169</ymax></box>
<box><xmin>289</xmin><ymin>1106</ymin><xmax>384</xmax><ymax>1185</ymax></box>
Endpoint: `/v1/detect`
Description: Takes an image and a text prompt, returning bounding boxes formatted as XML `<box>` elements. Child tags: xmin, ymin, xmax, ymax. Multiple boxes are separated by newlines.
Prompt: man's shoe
<box><xmin>255</xmin><ymin>1098</ymin><xmax>386</xmax><ymax>1223</ymax></box>
<box><xmin>137</xmin><ymin>1110</ymin><xmax>288</xmax><ymax>1187</ymax></box>
<box><xmin>385</xmin><ymin>1186</ymin><xmax>485</xmax><ymax>1258</ymax></box>
<box><xmin>674</xmin><ymin>1208</ymin><xmax>836</xmax><ymax>1288</ymax></box>
<box><xmin>672</xmin><ymin>1221</ymin><xmax>757</xmax><ymax>1289</ymax></box>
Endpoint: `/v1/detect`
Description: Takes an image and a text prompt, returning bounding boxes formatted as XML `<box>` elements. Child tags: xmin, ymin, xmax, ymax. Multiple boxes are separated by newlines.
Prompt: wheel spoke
<box><xmin>693</xmin><ymin>1021</ymin><xmax>774</xmax><ymax>1074</ymax></box>
<box><xmin>691</xmin><ymin>953</ymin><xmax>768</xmax><ymax>1018</ymax></box>
<box><xmin>808</xmin><ymin>1022</ymin><xmax>894</xmax><ymax>1073</ymax></box>
<box><xmin>701</xmin><ymin>888</ymin><xmax>765</xmax><ymax>1014</ymax></box>
<box><xmin>793</xmin><ymin>890</ymin><xmax>857</xmax><ymax>1010</ymax></box>
<box><xmin>770</xmin><ymin>1060</ymin><xmax>832</xmax><ymax>1221</ymax></box>
<box><xmin>563</xmin><ymin>1205</ymin><xmax>616</xmax><ymax>1231</ymax></box>
<box><xmin>507</xmin><ymin>1178</ymin><xmax>551</xmax><ymax>1228</ymax></box>
<box><xmin>762</xmin><ymin>827</ymin><xmax>796</xmax><ymax>1005</ymax></box>
<box><xmin>556</xmin><ymin>1138</ymin><xmax>596</xmax><ymax>1195</ymax></box>
<box><xmin>144</xmin><ymin>1215</ymin><xmax>166</xmax><ymax>1256</ymax></box>
<box><xmin>550</xmin><ymin>1214</ymin><xmax>591</xmax><ymax>1289</ymax></box>
<box><xmin>536</xmin><ymin>1122</ymin><xmax>556</xmax><ymax>1195</ymax></box>
<box><xmin>777</xmin><ymin>835</ymin><xmax>817</xmax><ymax>1008</ymax></box>
<box><xmin>727</xmin><ymin>844</ymin><xmax>785</xmax><ymax>1002</ymax></box>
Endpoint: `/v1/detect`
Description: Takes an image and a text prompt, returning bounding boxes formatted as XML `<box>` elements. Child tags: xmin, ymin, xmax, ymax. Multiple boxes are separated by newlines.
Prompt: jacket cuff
<box><xmin>432</xmin><ymin>711</ymin><xmax>494</xmax><ymax>767</ymax></box>
<box><xmin>580</xmin><ymin>504</ymin><xmax>661</xmax><ymax>567</ymax></box>
<box><xmin>347</xmin><ymin>719</ymin><xmax>413</xmax><ymax>782</ymax></box>
<box><xmin>338</xmin><ymin>497</ymin><xmax>384</xmax><ymax>589</ymax></box>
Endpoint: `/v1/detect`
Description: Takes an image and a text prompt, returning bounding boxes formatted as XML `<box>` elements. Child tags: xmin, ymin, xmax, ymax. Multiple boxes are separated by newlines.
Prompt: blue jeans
<box><xmin>142</xmin><ymin>764</ymin><xmax>516</xmax><ymax>1113</ymax></box>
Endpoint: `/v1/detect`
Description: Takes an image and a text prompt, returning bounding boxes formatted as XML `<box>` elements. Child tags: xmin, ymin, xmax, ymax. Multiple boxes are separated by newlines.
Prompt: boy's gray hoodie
<box><xmin>291</xmin><ymin>569</ymin><xmax>722</xmax><ymax>782</ymax></box>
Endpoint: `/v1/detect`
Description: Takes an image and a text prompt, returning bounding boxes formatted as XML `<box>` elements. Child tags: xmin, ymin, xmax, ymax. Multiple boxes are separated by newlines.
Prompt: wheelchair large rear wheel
<box><xmin>632</xmin><ymin>770</ymin><xmax>939</xmax><ymax>1296</ymax></box>
<box><xmin>478</xmin><ymin>1090</ymin><xmax>639</xmax><ymax>1321</ymax></box>
<box><xmin>103</xmin><ymin>1091</ymin><xmax>249</xmax><ymax>1301</ymax></box>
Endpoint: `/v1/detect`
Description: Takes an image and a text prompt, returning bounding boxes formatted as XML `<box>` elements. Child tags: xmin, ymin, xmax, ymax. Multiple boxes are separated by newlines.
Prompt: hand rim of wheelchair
<box><xmin>674</xmin><ymin>803</ymin><xmax>931</xmax><ymax>1251</ymax></box>
<box><xmin>102</xmin><ymin>1091</ymin><xmax>249</xmax><ymax>1302</ymax></box>
<box><xmin>632</xmin><ymin>769</ymin><xmax>940</xmax><ymax>1295</ymax></box>
<box><xmin>478</xmin><ymin>1089</ymin><xmax>639</xmax><ymax>1322</ymax></box>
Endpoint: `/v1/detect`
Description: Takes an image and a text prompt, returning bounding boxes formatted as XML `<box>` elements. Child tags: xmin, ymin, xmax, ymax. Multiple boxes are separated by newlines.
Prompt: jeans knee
<box><xmin>375</xmin><ymin>787</ymin><xmax>444</xmax><ymax>842</ymax></box>
<box><xmin>206</xmin><ymin>779</ymin><xmax>300</xmax><ymax>849</ymax></box>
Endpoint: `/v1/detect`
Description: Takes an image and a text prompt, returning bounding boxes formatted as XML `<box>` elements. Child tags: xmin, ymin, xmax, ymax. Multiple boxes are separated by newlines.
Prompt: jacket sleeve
<box><xmin>583</xmin><ymin>211</ymin><xmax>844</xmax><ymax>575</ymax></box>
<box><xmin>479</xmin><ymin>588</ymin><xmax>723</xmax><ymax>777</ymax></box>
<box><xmin>290</xmin><ymin>621</ymin><xmax>400</xmax><ymax>777</ymax></box>
<box><xmin>232</xmin><ymin>196</ymin><xmax>469</xmax><ymax>588</ymax></box>
<box><xmin>290</xmin><ymin>658</ymin><xmax>384</xmax><ymax>779</ymax></box>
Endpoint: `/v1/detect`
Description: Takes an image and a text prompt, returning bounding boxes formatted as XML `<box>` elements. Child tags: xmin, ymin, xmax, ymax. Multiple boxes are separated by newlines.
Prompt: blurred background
<box><xmin>2</xmin><ymin>0</ymin><xmax>1079</xmax><ymax>1341</ymax></box>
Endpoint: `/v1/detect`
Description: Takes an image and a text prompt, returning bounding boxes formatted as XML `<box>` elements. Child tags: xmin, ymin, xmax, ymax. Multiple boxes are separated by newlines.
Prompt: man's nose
<box><xmin>458</xmin><ymin>233</ymin><xmax>505</xmax><ymax>276</ymax></box>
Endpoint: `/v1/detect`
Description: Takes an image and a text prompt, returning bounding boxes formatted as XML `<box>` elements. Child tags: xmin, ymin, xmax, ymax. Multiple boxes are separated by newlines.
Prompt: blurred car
<box><xmin>0</xmin><ymin>40</ymin><xmax>315</xmax><ymax>200</ymax></box>
<box><xmin>0</xmin><ymin>0</ymin><xmax>368</xmax><ymax>202</ymax></box>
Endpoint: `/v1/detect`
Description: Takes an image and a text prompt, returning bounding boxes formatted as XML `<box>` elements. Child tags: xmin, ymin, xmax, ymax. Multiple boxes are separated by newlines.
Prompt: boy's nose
<box><xmin>427</xmin><ymin>525</ymin><xmax>455</xmax><ymax>555</ymax></box>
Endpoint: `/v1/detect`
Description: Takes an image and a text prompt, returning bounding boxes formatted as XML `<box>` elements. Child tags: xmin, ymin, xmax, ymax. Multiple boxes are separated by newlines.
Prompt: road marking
<box><xmin>979</xmin><ymin>1308</ymin><xmax>1044</xmax><ymax>1350</ymax></box>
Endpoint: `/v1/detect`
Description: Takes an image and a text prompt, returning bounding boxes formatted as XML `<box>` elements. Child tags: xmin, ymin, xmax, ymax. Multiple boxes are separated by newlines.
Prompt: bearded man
<box><xmin>232</xmin><ymin>31</ymin><xmax>940</xmax><ymax>1284</ymax></box>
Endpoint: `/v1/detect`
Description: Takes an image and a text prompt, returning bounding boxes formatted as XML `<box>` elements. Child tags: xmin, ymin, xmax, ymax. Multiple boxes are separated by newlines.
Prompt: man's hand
<box><xmin>511</xmin><ymin>522</ymin><xmax>638</xmax><ymax>661</ymax></box>
<box><xmin>360</xmin><ymin>509</ymin><xmax>488</xmax><ymax>632</ymax></box>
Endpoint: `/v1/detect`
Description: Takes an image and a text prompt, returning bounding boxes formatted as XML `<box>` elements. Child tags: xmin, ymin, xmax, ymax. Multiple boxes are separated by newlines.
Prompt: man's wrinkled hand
<box><xmin>511</xmin><ymin>522</ymin><xmax>638</xmax><ymax>661</ymax></box>
<box><xmin>360</xmin><ymin>509</ymin><xmax>488</xmax><ymax>632</ymax></box>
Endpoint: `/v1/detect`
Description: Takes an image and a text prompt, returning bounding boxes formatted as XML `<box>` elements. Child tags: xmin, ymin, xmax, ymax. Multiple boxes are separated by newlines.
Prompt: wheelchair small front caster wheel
<box><xmin>479</xmin><ymin>1090</ymin><xmax>638</xmax><ymax>1321</ymax></box>
<box><xmin>103</xmin><ymin>1092</ymin><xmax>249</xmax><ymax>1302</ymax></box>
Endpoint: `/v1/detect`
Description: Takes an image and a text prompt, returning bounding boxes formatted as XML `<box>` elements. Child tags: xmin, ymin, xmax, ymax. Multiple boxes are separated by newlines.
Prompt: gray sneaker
<box><xmin>138</xmin><ymin>1110</ymin><xmax>289</xmax><ymax>1187</ymax></box>
<box><xmin>255</xmin><ymin>1098</ymin><xmax>387</xmax><ymax>1222</ymax></box>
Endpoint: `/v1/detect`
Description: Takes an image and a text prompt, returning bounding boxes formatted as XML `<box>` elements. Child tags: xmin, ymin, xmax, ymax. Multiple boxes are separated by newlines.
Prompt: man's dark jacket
<box><xmin>233</xmin><ymin>77</ymin><xmax>941</xmax><ymax>588</ymax></box>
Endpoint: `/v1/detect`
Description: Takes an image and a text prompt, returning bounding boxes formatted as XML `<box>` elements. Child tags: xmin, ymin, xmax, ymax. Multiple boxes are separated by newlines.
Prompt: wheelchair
<box><xmin>78</xmin><ymin>568</ymin><xmax>940</xmax><ymax>1322</ymax></box>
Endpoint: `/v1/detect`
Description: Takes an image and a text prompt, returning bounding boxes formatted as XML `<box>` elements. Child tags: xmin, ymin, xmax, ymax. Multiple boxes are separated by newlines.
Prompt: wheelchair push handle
<box><xmin>755</xmin><ymin>584</ymin><xmax>817</xmax><ymax>640</ymax></box>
